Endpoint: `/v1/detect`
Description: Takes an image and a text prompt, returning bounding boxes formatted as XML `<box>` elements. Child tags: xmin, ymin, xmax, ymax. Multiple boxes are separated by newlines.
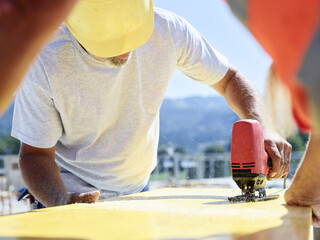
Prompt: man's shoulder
<box><xmin>154</xmin><ymin>7</ymin><xmax>182</xmax><ymax>24</ymax></box>
<box><xmin>36</xmin><ymin>24</ymin><xmax>75</xmax><ymax>71</ymax></box>
<box><xmin>153</xmin><ymin>7</ymin><xmax>191</xmax><ymax>34</ymax></box>
<box><xmin>44</xmin><ymin>24</ymin><xmax>72</xmax><ymax>48</ymax></box>
<box><xmin>38</xmin><ymin>24</ymin><xmax>73</xmax><ymax>58</ymax></box>
<box><xmin>154</xmin><ymin>7</ymin><xmax>174</xmax><ymax>18</ymax></box>
<box><xmin>23</xmin><ymin>24</ymin><xmax>73</xmax><ymax>86</ymax></box>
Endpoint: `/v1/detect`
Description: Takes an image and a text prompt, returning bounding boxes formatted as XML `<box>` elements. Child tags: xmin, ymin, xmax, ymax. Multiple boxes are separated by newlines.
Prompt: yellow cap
<box><xmin>65</xmin><ymin>0</ymin><xmax>154</xmax><ymax>57</ymax></box>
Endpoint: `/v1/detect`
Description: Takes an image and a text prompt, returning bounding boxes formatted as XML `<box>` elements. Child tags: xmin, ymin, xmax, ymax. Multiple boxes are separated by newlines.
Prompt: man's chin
<box><xmin>107</xmin><ymin>57</ymin><xmax>128</xmax><ymax>66</ymax></box>
<box><xmin>107</xmin><ymin>53</ymin><xmax>131</xmax><ymax>66</ymax></box>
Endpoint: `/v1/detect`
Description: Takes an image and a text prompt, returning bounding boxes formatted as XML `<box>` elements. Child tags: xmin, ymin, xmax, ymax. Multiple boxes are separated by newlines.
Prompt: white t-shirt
<box><xmin>12</xmin><ymin>8</ymin><xmax>229</xmax><ymax>198</ymax></box>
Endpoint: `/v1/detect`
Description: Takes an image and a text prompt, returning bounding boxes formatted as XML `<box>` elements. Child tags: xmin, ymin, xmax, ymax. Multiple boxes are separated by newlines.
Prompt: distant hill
<box><xmin>159</xmin><ymin>96</ymin><xmax>239</xmax><ymax>151</ymax></box>
<box><xmin>0</xmin><ymin>96</ymin><xmax>240</xmax><ymax>152</ymax></box>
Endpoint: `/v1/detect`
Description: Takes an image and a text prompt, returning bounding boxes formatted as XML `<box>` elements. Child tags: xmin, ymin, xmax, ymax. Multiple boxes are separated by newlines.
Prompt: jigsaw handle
<box><xmin>231</xmin><ymin>119</ymin><xmax>290</xmax><ymax>177</ymax></box>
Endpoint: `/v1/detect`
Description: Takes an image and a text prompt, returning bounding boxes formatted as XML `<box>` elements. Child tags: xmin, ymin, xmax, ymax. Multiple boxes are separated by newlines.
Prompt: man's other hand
<box><xmin>263</xmin><ymin>130</ymin><xmax>292</xmax><ymax>180</ymax></box>
<box><xmin>283</xmin><ymin>133</ymin><xmax>320</xmax><ymax>228</ymax></box>
<box><xmin>56</xmin><ymin>190</ymin><xmax>100</xmax><ymax>206</ymax></box>
<box><xmin>285</xmin><ymin>190</ymin><xmax>320</xmax><ymax>228</ymax></box>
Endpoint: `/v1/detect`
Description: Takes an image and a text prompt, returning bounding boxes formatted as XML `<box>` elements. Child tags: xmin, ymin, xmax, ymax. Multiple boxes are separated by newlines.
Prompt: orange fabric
<box><xmin>244</xmin><ymin>0</ymin><xmax>320</xmax><ymax>132</ymax></box>
<box><xmin>289</xmin><ymin>81</ymin><xmax>312</xmax><ymax>132</ymax></box>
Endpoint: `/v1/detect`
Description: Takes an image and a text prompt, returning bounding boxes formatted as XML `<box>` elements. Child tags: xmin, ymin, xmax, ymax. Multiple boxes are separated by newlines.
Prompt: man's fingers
<box><xmin>282</xmin><ymin>144</ymin><xmax>292</xmax><ymax>178</ymax></box>
<box><xmin>264</xmin><ymin>134</ymin><xmax>292</xmax><ymax>180</ymax></box>
<box><xmin>277</xmin><ymin>143</ymin><xmax>286</xmax><ymax>178</ymax></box>
<box><xmin>265</xmin><ymin>140</ymin><xmax>282</xmax><ymax>180</ymax></box>
<box><xmin>78</xmin><ymin>190</ymin><xmax>100</xmax><ymax>203</ymax></box>
<box><xmin>312</xmin><ymin>214</ymin><xmax>320</xmax><ymax>228</ymax></box>
<box><xmin>278</xmin><ymin>141</ymin><xmax>291</xmax><ymax>178</ymax></box>
<box><xmin>67</xmin><ymin>190</ymin><xmax>100</xmax><ymax>204</ymax></box>
<box><xmin>312</xmin><ymin>206</ymin><xmax>320</xmax><ymax>228</ymax></box>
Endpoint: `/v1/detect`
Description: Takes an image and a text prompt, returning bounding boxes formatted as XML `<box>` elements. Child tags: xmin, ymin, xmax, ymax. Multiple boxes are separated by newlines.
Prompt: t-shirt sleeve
<box><xmin>11</xmin><ymin>57</ymin><xmax>63</xmax><ymax>148</ymax></box>
<box><xmin>170</xmin><ymin>13</ymin><xmax>230</xmax><ymax>85</ymax></box>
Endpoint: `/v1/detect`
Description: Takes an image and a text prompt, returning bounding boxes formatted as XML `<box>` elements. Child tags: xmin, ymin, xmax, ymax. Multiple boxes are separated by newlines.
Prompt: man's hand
<box><xmin>283</xmin><ymin>133</ymin><xmax>320</xmax><ymax>228</ymax></box>
<box><xmin>285</xmin><ymin>189</ymin><xmax>320</xmax><ymax>228</ymax></box>
<box><xmin>263</xmin><ymin>129</ymin><xmax>292</xmax><ymax>180</ymax></box>
<box><xmin>20</xmin><ymin>144</ymin><xmax>101</xmax><ymax>207</ymax></box>
<box><xmin>55</xmin><ymin>190</ymin><xmax>100</xmax><ymax>206</ymax></box>
<box><xmin>313</xmin><ymin>205</ymin><xmax>320</xmax><ymax>228</ymax></box>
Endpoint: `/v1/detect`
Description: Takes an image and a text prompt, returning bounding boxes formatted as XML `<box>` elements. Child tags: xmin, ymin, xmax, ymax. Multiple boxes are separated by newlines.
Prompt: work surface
<box><xmin>0</xmin><ymin>188</ymin><xmax>311</xmax><ymax>240</ymax></box>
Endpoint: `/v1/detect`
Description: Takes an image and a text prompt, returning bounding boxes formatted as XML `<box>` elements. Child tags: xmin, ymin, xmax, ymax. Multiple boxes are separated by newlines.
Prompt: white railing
<box><xmin>152</xmin><ymin>151</ymin><xmax>305</xmax><ymax>187</ymax></box>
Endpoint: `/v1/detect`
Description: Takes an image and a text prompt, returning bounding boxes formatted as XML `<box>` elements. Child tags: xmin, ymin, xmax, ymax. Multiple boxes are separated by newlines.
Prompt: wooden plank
<box><xmin>0</xmin><ymin>188</ymin><xmax>311</xmax><ymax>240</ymax></box>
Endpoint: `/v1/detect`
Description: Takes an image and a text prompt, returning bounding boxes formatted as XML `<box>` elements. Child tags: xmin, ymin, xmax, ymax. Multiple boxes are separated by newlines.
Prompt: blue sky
<box><xmin>153</xmin><ymin>0</ymin><xmax>272</xmax><ymax>98</ymax></box>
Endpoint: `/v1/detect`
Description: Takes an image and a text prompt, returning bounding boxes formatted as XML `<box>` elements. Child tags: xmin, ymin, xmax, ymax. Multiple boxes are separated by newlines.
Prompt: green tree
<box><xmin>204</xmin><ymin>143</ymin><xmax>225</xmax><ymax>154</ymax></box>
<box><xmin>174</xmin><ymin>146</ymin><xmax>186</xmax><ymax>155</ymax></box>
<box><xmin>157</xmin><ymin>146</ymin><xmax>168</xmax><ymax>155</ymax></box>
<box><xmin>0</xmin><ymin>133</ymin><xmax>20</xmax><ymax>154</ymax></box>
<box><xmin>287</xmin><ymin>132</ymin><xmax>309</xmax><ymax>151</ymax></box>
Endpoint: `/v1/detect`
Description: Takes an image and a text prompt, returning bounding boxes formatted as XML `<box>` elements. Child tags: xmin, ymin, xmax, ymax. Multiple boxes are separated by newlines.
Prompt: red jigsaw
<box><xmin>229</xmin><ymin>119</ymin><xmax>288</xmax><ymax>202</ymax></box>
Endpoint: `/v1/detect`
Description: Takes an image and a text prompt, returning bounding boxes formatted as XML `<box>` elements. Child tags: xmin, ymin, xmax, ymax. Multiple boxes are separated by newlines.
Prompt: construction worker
<box><xmin>11</xmin><ymin>0</ymin><xmax>291</xmax><ymax>207</ymax></box>
<box><xmin>0</xmin><ymin>0</ymin><xmax>77</xmax><ymax>116</ymax></box>
<box><xmin>226</xmin><ymin>0</ymin><xmax>320</xmax><ymax>227</ymax></box>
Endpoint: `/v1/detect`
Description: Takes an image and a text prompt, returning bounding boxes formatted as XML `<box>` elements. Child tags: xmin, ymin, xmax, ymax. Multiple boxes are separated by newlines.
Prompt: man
<box><xmin>12</xmin><ymin>0</ymin><xmax>291</xmax><ymax>207</ymax></box>
<box><xmin>0</xmin><ymin>0</ymin><xmax>77</xmax><ymax>115</ymax></box>
<box><xmin>226</xmin><ymin>0</ymin><xmax>320</xmax><ymax>227</ymax></box>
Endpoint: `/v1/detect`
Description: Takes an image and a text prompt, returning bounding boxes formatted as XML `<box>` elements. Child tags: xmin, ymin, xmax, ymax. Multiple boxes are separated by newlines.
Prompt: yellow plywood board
<box><xmin>0</xmin><ymin>188</ymin><xmax>311</xmax><ymax>240</ymax></box>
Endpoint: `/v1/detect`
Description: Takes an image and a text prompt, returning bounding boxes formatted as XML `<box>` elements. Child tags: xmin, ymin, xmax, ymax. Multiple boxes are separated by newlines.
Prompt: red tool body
<box><xmin>231</xmin><ymin>119</ymin><xmax>271</xmax><ymax>177</ymax></box>
<box><xmin>229</xmin><ymin>119</ymin><xmax>286</xmax><ymax>202</ymax></box>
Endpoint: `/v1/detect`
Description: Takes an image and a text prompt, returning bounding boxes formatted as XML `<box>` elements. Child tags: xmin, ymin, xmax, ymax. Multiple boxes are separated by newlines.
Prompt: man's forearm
<box><xmin>19</xmin><ymin>154</ymin><xmax>68</xmax><ymax>207</ymax></box>
<box><xmin>222</xmin><ymin>69</ymin><xmax>265</xmax><ymax>125</ymax></box>
<box><xmin>211</xmin><ymin>67</ymin><xmax>292</xmax><ymax>179</ymax></box>
<box><xmin>284</xmin><ymin>133</ymin><xmax>320</xmax><ymax>226</ymax></box>
<box><xmin>285</xmin><ymin>133</ymin><xmax>320</xmax><ymax>202</ymax></box>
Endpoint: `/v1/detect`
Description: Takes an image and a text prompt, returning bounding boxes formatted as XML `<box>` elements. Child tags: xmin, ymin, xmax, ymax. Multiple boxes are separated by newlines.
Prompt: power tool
<box><xmin>228</xmin><ymin>119</ymin><xmax>288</xmax><ymax>202</ymax></box>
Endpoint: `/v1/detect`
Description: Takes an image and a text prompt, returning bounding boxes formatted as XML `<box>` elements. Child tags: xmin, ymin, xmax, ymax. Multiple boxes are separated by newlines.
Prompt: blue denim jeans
<box><xmin>141</xmin><ymin>183</ymin><xmax>149</xmax><ymax>192</ymax></box>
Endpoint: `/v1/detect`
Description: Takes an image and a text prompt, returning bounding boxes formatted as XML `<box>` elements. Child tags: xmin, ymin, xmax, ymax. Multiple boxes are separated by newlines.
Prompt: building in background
<box><xmin>0</xmin><ymin>155</ymin><xmax>24</xmax><ymax>191</ymax></box>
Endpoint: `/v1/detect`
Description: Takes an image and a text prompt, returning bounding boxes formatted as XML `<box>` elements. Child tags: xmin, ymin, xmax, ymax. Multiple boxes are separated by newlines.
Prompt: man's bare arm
<box><xmin>211</xmin><ymin>66</ymin><xmax>292</xmax><ymax>179</ymax></box>
<box><xmin>19</xmin><ymin>143</ymin><xmax>99</xmax><ymax>207</ymax></box>
<box><xmin>0</xmin><ymin>0</ymin><xmax>78</xmax><ymax>115</ymax></box>
<box><xmin>284</xmin><ymin>133</ymin><xmax>320</xmax><ymax>227</ymax></box>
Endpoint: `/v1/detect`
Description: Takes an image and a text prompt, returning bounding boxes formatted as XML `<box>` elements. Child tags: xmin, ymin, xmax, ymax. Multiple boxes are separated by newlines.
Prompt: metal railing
<box><xmin>151</xmin><ymin>151</ymin><xmax>305</xmax><ymax>186</ymax></box>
